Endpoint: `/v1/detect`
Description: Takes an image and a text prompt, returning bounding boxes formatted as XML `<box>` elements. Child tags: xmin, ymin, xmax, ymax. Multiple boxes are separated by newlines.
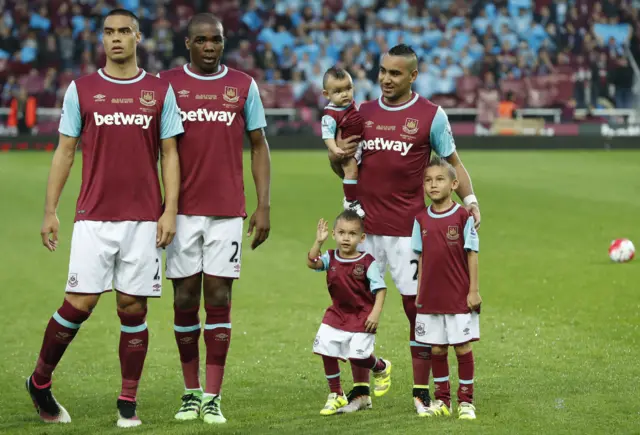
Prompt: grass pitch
<box><xmin>0</xmin><ymin>150</ymin><xmax>638</xmax><ymax>434</ymax></box>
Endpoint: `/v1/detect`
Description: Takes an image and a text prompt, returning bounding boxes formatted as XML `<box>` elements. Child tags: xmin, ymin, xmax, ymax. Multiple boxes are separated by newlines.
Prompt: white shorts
<box><xmin>414</xmin><ymin>313</ymin><xmax>480</xmax><ymax>346</ymax></box>
<box><xmin>166</xmin><ymin>215</ymin><xmax>243</xmax><ymax>279</ymax></box>
<box><xmin>313</xmin><ymin>323</ymin><xmax>376</xmax><ymax>361</ymax></box>
<box><xmin>65</xmin><ymin>221</ymin><xmax>162</xmax><ymax>297</ymax></box>
<box><xmin>360</xmin><ymin>235</ymin><xmax>418</xmax><ymax>296</ymax></box>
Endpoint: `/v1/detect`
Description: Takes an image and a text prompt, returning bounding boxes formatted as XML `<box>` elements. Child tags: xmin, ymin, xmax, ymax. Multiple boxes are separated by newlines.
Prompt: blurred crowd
<box><xmin>1</xmin><ymin>0</ymin><xmax>639</xmax><ymax>132</ymax></box>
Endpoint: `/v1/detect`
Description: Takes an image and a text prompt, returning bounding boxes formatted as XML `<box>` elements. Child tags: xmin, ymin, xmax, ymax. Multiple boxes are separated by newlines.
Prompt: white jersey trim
<box><xmin>97</xmin><ymin>68</ymin><xmax>147</xmax><ymax>84</ymax></box>
<box><xmin>183</xmin><ymin>64</ymin><xmax>229</xmax><ymax>81</ymax></box>
<box><xmin>427</xmin><ymin>203</ymin><xmax>460</xmax><ymax>219</ymax></box>
<box><xmin>377</xmin><ymin>92</ymin><xmax>420</xmax><ymax>111</ymax></box>
<box><xmin>334</xmin><ymin>251</ymin><xmax>367</xmax><ymax>263</ymax></box>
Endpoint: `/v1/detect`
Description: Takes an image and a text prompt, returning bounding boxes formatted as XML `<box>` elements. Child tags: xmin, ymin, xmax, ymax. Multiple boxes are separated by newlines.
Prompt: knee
<box><xmin>173</xmin><ymin>280</ymin><xmax>201</xmax><ymax>310</ymax></box>
<box><xmin>65</xmin><ymin>293</ymin><xmax>99</xmax><ymax>313</ymax></box>
<box><xmin>116</xmin><ymin>293</ymin><xmax>147</xmax><ymax>314</ymax></box>
<box><xmin>203</xmin><ymin>276</ymin><xmax>232</xmax><ymax>307</ymax></box>
<box><xmin>431</xmin><ymin>345</ymin><xmax>448</xmax><ymax>356</ymax></box>
<box><xmin>454</xmin><ymin>343</ymin><xmax>472</xmax><ymax>356</ymax></box>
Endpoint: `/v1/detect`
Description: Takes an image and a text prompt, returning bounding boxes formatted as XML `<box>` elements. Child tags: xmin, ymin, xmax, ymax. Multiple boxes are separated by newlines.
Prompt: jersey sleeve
<box><xmin>366</xmin><ymin>260</ymin><xmax>387</xmax><ymax>293</ymax></box>
<box><xmin>429</xmin><ymin>106</ymin><xmax>456</xmax><ymax>158</ymax></box>
<box><xmin>244</xmin><ymin>79</ymin><xmax>267</xmax><ymax>131</ymax></box>
<box><xmin>315</xmin><ymin>251</ymin><xmax>331</xmax><ymax>272</ymax></box>
<box><xmin>160</xmin><ymin>84</ymin><xmax>184</xmax><ymax>139</ymax></box>
<box><xmin>463</xmin><ymin>216</ymin><xmax>479</xmax><ymax>252</ymax></box>
<box><xmin>411</xmin><ymin>219</ymin><xmax>423</xmax><ymax>253</ymax></box>
<box><xmin>58</xmin><ymin>81</ymin><xmax>81</xmax><ymax>137</ymax></box>
<box><xmin>321</xmin><ymin>114</ymin><xmax>337</xmax><ymax>139</ymax></box>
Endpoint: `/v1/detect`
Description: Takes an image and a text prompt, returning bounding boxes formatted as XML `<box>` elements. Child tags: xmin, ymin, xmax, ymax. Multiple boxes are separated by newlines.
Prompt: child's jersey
<box><xmin>321</xmin><ymin>101</ymin><xmax>364</xmax><ymax>141</ymax></box>
<box><xmin>411</xmin><ymin>203</ymin><xmax>479</xmax><ymax>314</ymax></box>
<box><xmin>315</xmin><ymin>250</ymin><xmax>386</xmax><ymax>333</ymax></box>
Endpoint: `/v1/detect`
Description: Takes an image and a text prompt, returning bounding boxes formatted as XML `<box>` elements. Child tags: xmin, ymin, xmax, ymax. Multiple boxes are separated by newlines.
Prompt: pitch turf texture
<box><xmin>0</xmin><ymin>150</ymin><xmax>638</xmax><ymax>435</ymax></box>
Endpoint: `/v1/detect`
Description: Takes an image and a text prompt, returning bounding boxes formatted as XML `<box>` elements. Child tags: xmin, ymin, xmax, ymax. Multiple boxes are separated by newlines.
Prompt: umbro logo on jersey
<box><xmin>180</xmin><ymin>109</ymin><xmax>236</xmax><ymax>126</ymax></box>
<box><xmin>93</xmin><ymin>112</ymin><xmax>153</xmax><ymax>129</ymax></box>
<box><xmin>177</xmin><ymin>89</ymin><xmax>190</xmax><ymax>98</ymax></box>
<box><xmin>361</xmin><ymin>138</ymin><xmax>414</xmax><ymax>156</ymax></box>
<box><xmin>93</xmin><ymin>94</ymin><xmax>106</xmax><ymax>102</ymax></box>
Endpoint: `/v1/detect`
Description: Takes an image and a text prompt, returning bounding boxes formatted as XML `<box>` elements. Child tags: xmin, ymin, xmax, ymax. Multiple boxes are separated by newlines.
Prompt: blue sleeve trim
<box><xmin>58</xmin><ymin>81</ymin><xmax>81</xmax><ymax>137</ymax></box>
<box><xmin>463</xmin><ymin>216</ymin><xmax>479</xmax><ymax>252</ymax></box>
<box><xmin>366</xmin><ymin>261</ymin><xmax>387</xmax><ymax>292</ymax></box>
<box><xmin>160</xmin><ymin>84</ymin><xmax>184</xmax><ymax>139</ymax></box>
<box><xmin>411</xmin><ymin>219</ymin><xmax>423</xmax><ymax>253</ymax></box>
<box><xmin>321</xmin><ymin>115</ymin><xmax>337</xmax><ymax>139</ymax></box>
<box><xmin>429</xmin><ymin>107</ymin><xmax>456</xmax><ymax>158</ymax></box>
<box><xmin>245</xmin><ymin>79</ymin><xmax>267</xmax><ymax>131</ymax></box>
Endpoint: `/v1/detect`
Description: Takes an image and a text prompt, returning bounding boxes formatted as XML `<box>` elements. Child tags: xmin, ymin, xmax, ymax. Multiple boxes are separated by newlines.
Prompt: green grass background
<box><xmin>0</xmin><ymin>150</ymin><xmax>638</xmax><ymax>434</ymax></box>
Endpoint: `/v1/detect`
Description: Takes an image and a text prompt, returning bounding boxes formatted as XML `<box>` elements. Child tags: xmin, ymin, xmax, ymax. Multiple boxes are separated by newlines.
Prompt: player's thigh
<box><xmin>359</xmin><ymin>235</ymin><xmax>387</xmax><ymax>272</ymax></box>
<box><xmin>415</xmin><ymin>314</ymin><xmax>448</xmax><ymax>345</ymax></box>
<box><xmin>114</xmin><ymin>221</ymin><xmax>163</xmax><ymax>298</ymax></box>
<box><xmin>313</xmin><ymin>323</ymin><xmax>349</xmax><ymax>361</ymax></box>
<box><xmin>385</xmin><ymin>236</ymin><xmax>419</xmax><ymax>296</ymax></box>
<box><xmin>347</xmin><ymin>332</ymin><xmax>376</xmax><ymax>360</ymax></box>
<box><xmin>166</xmin><ymin>215</ymin><xmax>205</xmax><ymax>279</ymax></box>
<box><xmin>66</xmin><ymin>221</ymin><xmax>118</xmax><ymax>295</ymax></box>
<box><xmin>445</xmin><ymin>313</ymin><xmax>480</xmax><ymax>345</ymax></box>
<box><xmin>202</xmin><ymin>217</ymin><xmax>243</xmax><ymax>279</ymax></box>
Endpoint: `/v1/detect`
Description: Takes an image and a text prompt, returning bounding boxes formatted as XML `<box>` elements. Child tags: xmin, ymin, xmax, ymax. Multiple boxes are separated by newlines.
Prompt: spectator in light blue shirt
<box><xmin>449</xmin><ymin>27</ymin><xmax>471</xmax><ymax>53</ymax></box>
<box><xmin>430</xmin><ymin>56</ymin><xmax>444</xmax><ymax>75</ymax></box>
<box><xmin>414</xmin><ymin>62</ymin><xmax>436</xmax><ymax>98</ymax></box>
<box><xmin>508</xmin><ymin>0</ymin><xmax>532</xmax><ymax>17</ymax></box>
<box><xmin>467</xmin><ymin>35</ymin><xmax>485</xmax><ymax>60</ymax></box>
<box><xmin>473</xmin><ymin>9</ymin><xmax>490</xmax><ymax>35</ymax></box>
<box><xmin>269</xmin><ymin>25</ymin><xmax>296</xmax><ymax>56</ymax></box>
<box><xmin>431</xmin><ymin>39</ymin><xmax>454</xmax><ymax>66</ymax></box>
<box><xmin>445</xmin><ymin>57</ymin><xmax>464</xmax><ymax>80</ymax></box>
<box><xmin>434</xmin><ymin>69</ymin><xmax>456</xmax><ymax>94</ymax></box>
<box><xmin>459</xmin><ymin>47</ymin><xmax>476</xmax><ymax>69</ymax></box>
<box><xmin>492</xmin><ymin>7</ymin><xmax>512</xmax><ymax>35</ymax></box>
<box><xmin>242</xmin><ymin>0</ymin><xmax>263</xmax><ymax>32</ymax></box>
<box><xmin>29</xmin><ymin>7</ymin><xmax>51</xmax><ymax>32</ymax></box>
<box><xmin>446</xmin><ymin>9</ymin><xmax>466</xmax><ymax>31</ymax></box>
<box><xmin>513</xmin><ymin>8</ymin><xmax>532</xmax><ymax>37</ymax></box>
<box><xmin>378</xmin><ymin>0</ymin><xmax>402</xmax><ymax>26</ymax></box>
<box><xmin>290</xmin><ymin>70</ymin><xmax>308</xmax><ymax>101</ymax></box>
<box><xmin>524</xmin><ymin>21</ymin><xmax>548</xmax><ymax>52</ymax></box>
<box><xmin>498</xmin><ymin>24</ymin><xmax>519</xmax><ymax>49</ymax></box>
<box><xmin>423</xmin><ymin>21</ymin><xmax>443</xmax><ymax>48</ymax></box>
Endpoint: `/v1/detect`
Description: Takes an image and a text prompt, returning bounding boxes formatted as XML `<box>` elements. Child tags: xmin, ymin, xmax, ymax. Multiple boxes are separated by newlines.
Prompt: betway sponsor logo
<box><xmin>601</xmin><ymin>124</ymin><xmax>640</xmax><ymax>137</ymax></box>
<box><xmin>361</xmin><ymin>138</ymin><xmax>414</xmax><ymax>156</ymax></box>
<box><xmin>180</xmin><ymin>109</ymin><xmax>236</xmax><ymax>126</ymax></box>
<box><xmin>93</xmin><ymin>112</ymin><xmax>153</xmax><ymax>129</ymax></box>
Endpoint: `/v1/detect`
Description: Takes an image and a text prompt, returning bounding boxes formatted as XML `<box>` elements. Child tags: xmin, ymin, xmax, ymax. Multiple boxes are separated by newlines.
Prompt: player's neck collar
<box><xmin>334</xmin><ymin>251</ymin><xmax>366</xmax><ymax>262</ymax></box>
<box><xmin>378</xmin><ymin>92</ymin><xmax>419</xmax><ymax>111</ymax></box>
<box><xmin>98</xmin><ymin>68</ymin><xmax>146</xmax><ymax>84</ymax></box>
<box><xmin>184</xmin><ymin>63</ymin><xmax>228</xmax><ymax>80</ymax></box>
<box><xmin>427</xmin><ymin>202</ymin><xmax>459</xmax><ymax>219</ymax></box>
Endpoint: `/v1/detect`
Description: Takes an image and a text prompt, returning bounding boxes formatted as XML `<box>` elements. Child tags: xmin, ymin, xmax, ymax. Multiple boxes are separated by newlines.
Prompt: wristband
<box><xmin>463</xmin><ymin>195</ymin><xmax>478</xmax><ymax>207</ymax></box>
<box><xmin>308</xmin><ymin>252</ymin><xmax>321</xmax><ymax>262</ymax></box>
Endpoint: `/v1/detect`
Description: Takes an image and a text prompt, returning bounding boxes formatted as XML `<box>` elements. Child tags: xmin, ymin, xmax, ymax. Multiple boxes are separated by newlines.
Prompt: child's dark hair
<box><xmin>334</xmin><ymin>209</ymin><xmax>364</xmax><ymax>232</ymax></box>
<box><xmin>428</xmin><ymin>155</ymin><xmax>457</xmax><ymax>180</ymax></box>
<box><xmin>323</xmin><ymin>66</ymin><xmax>349</xmax><ymax>89</ymax></box>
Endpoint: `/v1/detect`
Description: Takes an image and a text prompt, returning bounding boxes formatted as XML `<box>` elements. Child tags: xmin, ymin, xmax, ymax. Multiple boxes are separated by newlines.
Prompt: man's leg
<box><xmin>28</xmin><ymin>294</ymin><xmax>99</xmax><ymax>423</ymax></box>
<box><xmin>115</xmin><ymin>292</ymin><xmax>148</xmax><ymax>428</ymax></box>
<box><xmin>201</xmin><ymin>275</ymin><xmax>232</xmax><ymax>424</ymax></box>
<box><xmin>172</xmin><ymin>274</ymin><xmax>204</xmax><ymax>420</ymax></box>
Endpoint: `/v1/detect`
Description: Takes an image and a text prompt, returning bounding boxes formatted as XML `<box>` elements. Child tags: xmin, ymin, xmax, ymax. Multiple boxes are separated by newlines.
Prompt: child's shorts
<box><xmin>313</xmin><ymin>323</ymin><xmax>375</xmax><ymax>361</ymax></box>
<box><xmin>414</xmin><ymin>313</ymin><xmax>480</xmax><ymax>346</ymax></box>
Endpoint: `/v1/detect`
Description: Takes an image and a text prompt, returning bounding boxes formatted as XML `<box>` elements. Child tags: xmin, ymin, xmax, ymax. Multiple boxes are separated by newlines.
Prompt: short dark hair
<box><xmin>323</xmin><ymin>66</ymin><xmax>349</xmax><ymax>89</ymax></box>
<box><xmin>187</xmin><ymin>13</ymin><xmax>223</xmax><ymax>38</ymax></box>
<box><xmin>388</xmin><ymin>44</ymin><xmax>417</xmax><ymax>58</ymax></box>
<box><xmin>334</xmin><ymin>209</ymin><xmax>364</xmax><ymax>232</ymax></box>
<box><xmin>104</xmin><ymin>9</ymin><xmax>139</xmax><ymax>29</ymax></box>
<box><xmin>428</xmin><ymin>155</ymin><xmax>457</xmax><ymax>180</ymax></box>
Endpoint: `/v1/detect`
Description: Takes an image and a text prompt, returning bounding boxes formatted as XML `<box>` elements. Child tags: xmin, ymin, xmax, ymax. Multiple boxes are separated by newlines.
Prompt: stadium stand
<box><xmin>1</xmin><ymin>0</ymin><xmax>639</xmax><ymax>134</ymax></box>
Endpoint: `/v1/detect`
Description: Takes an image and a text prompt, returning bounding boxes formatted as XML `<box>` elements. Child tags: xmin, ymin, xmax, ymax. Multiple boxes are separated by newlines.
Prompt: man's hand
<box><xmin>41</xmin><ymin>212</ymin><xmax>60</xmax><ymax>252</ymax></box>
<box><xmin>247</xmin><ymin>205</ymin><xmax>270</xmax><ymax>250</ymax></box>
<box><xmin>156</xmin><ymin>211</ymin><xmax>176</xmax><ymax>248</ymax></box>
<box><xmin>316</xmin><ymin>218</ymin><xmax>329</xmax><ymax>243</ymax></box>
<box><xmin>334</xmin><ymin>128</ymin><xmax>360</xmax><ymax>159</ymax></box>
<box><xmin>467</xmin><ymin>290</ymin><xmax>482</xmax><ymax>312</ymax></box>
<box><xmin>466</xmin><ymin>203</ymin><xmax>481</xmax><ymax>230</ymax></box>
<box><xmin>365</xmin><ymin>310</ymin><xmax>381</xmax><ymax>332</ymax></box>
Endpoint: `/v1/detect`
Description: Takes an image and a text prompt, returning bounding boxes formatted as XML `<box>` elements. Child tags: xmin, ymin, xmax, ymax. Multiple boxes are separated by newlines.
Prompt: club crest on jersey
<box><xmin>140</xmin><ymin>90</ymin><xmax>156</xmax><ymax>106</ymax></box>
<box><xmin>403</xmin><ymin>118</ymin><xmax>419</xmax><ymax>135</ymax></box>
<box><xmin>353</xmin><ymin>264</ymin><xmax>365</xmax><ymax>279</ymax></box>
<box><xmin>223</xmin><ymin>86</ymin><xmax>240</xmax><ymax>103</ymax></box>
<box><xmin>447</xmin><ymin>225</ymin><xmax>460</xmax><ymax>240</ymax></box>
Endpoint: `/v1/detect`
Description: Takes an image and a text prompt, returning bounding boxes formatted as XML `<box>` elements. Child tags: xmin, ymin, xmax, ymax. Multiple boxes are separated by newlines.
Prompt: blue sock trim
<box><xmin>325</xmin><ymin>372</ymin><xmax>341</xmax><ymax>379</ymax></box>
<box><xmin>120</xmin><ymin>322</ymin><xmax>148</xmax><ymax>333</ymax></box>
<box><xmin>204</xmin><ymin>323</ymin><xmax>231</xmax><ymax>330</ymax></box>
<box><xmin>53</xmin><ymin>311</ymin><xmax>81</xmax><ymax>329</ymax></box>
<box><xmin>343</xmin><ymin>179</ymin><xmax>358</xmax><ymax>185</ymax></box>
<box><xmin>174</xmin><ymin>324</ymin><xmax>201</xmax><ymax>332</ymax></box>
<box><xmin>459</xmin><ymin>379</ymin><xmax>474</xmax><ymax>385</ymax></box>
<box><xmin>434</xmin><ymin>376</ymin><xmax>450</xmax><ymax>382</ymax></box>
<box><xmin>410</xmin><ymin>340</ymin><xmax>431</xmax><ymax>348</ymax></box>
